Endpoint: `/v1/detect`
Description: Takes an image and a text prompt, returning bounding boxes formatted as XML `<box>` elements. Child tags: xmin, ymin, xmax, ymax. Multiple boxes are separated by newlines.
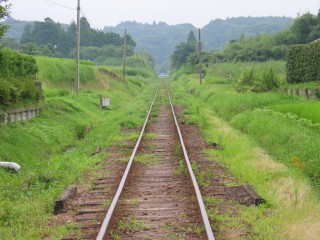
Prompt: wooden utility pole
<box><xmin>198</xmin><ymin>28</ymin><xmax>203</xmax><ymax>85</ymax></box>
<box><xmin>76</xmin><ymin>0</ymin><xmax>81</xmax><ymax>93</ymax></box>
<box><xmin>122</xmin><ymin>28</ymin><xmax>127</xmax><ymax>79</ymax></box>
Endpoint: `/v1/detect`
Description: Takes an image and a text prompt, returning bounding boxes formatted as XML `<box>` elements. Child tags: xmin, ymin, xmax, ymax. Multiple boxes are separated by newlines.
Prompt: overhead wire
<box><xmin>44</xmin><ymin>0</ymin><xmax>75</xmax><ymax>10</ymax></box>
<box><xmin>80</xmin><ymin>9</ymin><xmax>99</xmax><ymax>30</ymax></box>
<box><xmin>43</xmin><ymin>0</ymin><xmax>100</xmax><ymax>47</ymax></box>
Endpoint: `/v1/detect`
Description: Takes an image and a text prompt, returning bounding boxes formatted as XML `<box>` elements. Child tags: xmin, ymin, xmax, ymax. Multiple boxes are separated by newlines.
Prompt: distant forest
<box><xmin>2</xmin><ymin>16</ymin><xmax>293</xmax><ymax>71</ymax></box>
<box><xmin>104</xmin><ymin>17</ymin><xmax>293</xmax><ymax>71</ymax></box>
<box><xmin>1</xmin><ymin>16</ymin><xmax>158</xmax><ymax>71</ymax></box>
<box><xmin>169</xmin><ymin>11</ymin><xmax>320</xmax><ymax>76</ymax></box>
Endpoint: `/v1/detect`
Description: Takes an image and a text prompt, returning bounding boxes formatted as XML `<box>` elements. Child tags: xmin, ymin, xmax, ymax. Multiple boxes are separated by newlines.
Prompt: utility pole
<box><xmin>76</xmin><ymin>0</ymin><xmax>80</xmax><ymax>93</ymax></box>
<box><xmin>122</xmin><ymin>28</ymin><xmax>127</xmax><ymax>79</ymax></box>
<box><xmin>198</xmin><ymin>28</ymin><xmax>203</xmax><ymax>85</ymax></box>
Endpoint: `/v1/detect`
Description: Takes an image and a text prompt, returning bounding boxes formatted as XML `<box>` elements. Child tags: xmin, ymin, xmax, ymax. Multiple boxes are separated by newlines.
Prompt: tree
<box><xmin>290</xmin><ymin>12</ymin><xmax>318</xmax><ymax>43</ymax></box>
<box><xmin>20</xmin><ymin>24</ymin><xmax>33</xmax><ymax>44</ymax></box>
<box><xmin>170</xmin><ymin>42</ymin><xmax>196</xmax><ymax>70</ymax></box>
<box><xmin>187</xmin><ymin>30</ymin><xmax>197</xmax><ymax>44</ymax></box>
<box><xmin>0</xmin><ymin>0</ymin><xmax>10</xmax><ymax>39</ymax></box>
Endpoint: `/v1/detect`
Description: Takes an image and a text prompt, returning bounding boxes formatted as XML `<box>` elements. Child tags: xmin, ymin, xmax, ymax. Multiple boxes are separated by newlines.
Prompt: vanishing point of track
<box><xmin>96</xmin><ymin>82</ymin><xmax>215</xmax><ymax>239</ymax></box>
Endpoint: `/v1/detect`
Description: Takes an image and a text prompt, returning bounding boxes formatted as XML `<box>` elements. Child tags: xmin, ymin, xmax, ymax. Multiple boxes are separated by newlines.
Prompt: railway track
<box><xmin>61</xmin><ymin>82</ymin><xmax>216</xmax><ymax>239</ymax></box>
<box><xmin>95</xmin><ymin>83</ymin><xmax>215</xmax><ymax>239</ymax></box>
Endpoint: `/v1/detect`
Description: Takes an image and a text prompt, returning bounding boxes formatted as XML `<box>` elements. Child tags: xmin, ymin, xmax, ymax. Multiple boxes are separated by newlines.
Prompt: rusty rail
<box><xmin>166</xmin><ymin>81</ymin><xmax>215</xmax><ymax>240</ymax></box>
<box><xmin>96</xmin><ymin>82</ymin><xmax>215</xmax><ymax>239</ymax></box>
<box><xmin>96</xmin><ymin>85</ymin><xmax>159</xmax><ymax>240</ymax></box>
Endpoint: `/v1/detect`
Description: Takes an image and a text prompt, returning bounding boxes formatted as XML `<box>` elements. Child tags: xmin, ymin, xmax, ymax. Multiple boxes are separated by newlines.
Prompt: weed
<box><xmin>173</xmin><ymin>144</ymin><xmax>183</xmax><ymax>157</ymax></box>
<box><xmin>165</xmin><ymin>232</ymin><xmax>186</xmax><ymax>240</ymax></box>
<box><xmin>134</xmin><ymin>154</ymin><xmax>159</xmax><ymax>165</ymax></box>
<box><xmin>175</xmin><ymin>160</ymin><xmax>187</xmax><ymax>175</ymax></box>
<box><xmin>203</xmin><ymin>196</ymin><xmax>223</xmax><ymax>205</ymax></box>
<box><xmin>162</xmin><ymin>223</ymin><xmax>174</xmax><ymax>231</ymax></box>
<box><xmin>117</xmin><ymin>215</ymin><xmax>152</xmax><ymax>231</ymax></box>
<box><xmin>148</xmin><ymin>143</ymin><xmax>158</xmax><ymax>151</ymax></box>
<box><xmin>145</xmin><ymin>132</ymin><xmax>159</xmax><ymax>139</ymax></box>
<box><xmin>126</xmin><ymin>199</ymin><xmax>140</xmax><ymax>206</ymax></box>
<box><xmin>109</xmin><ymin>230</ymin><xmax>122</xmax><ymax>240</ymax></box>
<box><xmin>102</xmin><ymin>199</ymin><xmax>111</xmax><ymax>209</ymax></box>
<box><xmin>181</xmin><ymin>224</ymin><xmax>204</xmax><ymax>234</ymax></box>
<box><xmin>88</xmin><ymin>179</ymin><xmax>94</xmax><ymax>191</ymax></box>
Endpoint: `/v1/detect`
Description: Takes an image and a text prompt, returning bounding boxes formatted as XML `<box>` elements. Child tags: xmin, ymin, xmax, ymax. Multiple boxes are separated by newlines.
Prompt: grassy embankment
<box><xmin>169</xmin><ymin>61</ymin><xmax>320</xmax><ymax>239</ymax></box>
<box><xmin>0</xmin><ymin>56</ymin><xmax>157</xmax><ymax>239</ymax></box>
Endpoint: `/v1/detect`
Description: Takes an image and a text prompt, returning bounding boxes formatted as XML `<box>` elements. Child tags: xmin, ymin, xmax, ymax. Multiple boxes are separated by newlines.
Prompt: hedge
<box><xmin>0</xmin><ymin>48</ymin><xmax>40</xmax><ymax>108</ymax></box>
<box><xmin>286</xmin><ymin>41</ymin><xmax>320</xmax><ymax>83</ymax></box>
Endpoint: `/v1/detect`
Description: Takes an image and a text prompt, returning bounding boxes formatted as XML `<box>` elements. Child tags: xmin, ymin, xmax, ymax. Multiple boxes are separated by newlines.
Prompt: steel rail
<box><xmin>165</xmin><ymin>81</ymin><xmax>215</xmax><ymax>240</ymax></box>
<box><xmin>96</xmin><ymin>85</ymin><xmax>160</xmax><ymax>240</ymax></box>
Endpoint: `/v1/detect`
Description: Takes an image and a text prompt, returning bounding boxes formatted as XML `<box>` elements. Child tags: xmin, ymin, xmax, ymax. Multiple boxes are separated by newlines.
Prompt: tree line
<box><xmin>0</xmin><ymin>1</ymin><xmax>40</xmax><ymax>108</ymax></box>
<box><xmin>171</xmin><ymin>11</ymin><xmax>320</xmax><ymax>70</ymax></box>
<box><xmin>213</xmin><ymin>11</ymin><xmax>320</xmax><ymax>62</ymax></box>
<box><xmin>18</xmin><ymin>17</ymin><xmax>136</xmax><ymax>59</ymax></box>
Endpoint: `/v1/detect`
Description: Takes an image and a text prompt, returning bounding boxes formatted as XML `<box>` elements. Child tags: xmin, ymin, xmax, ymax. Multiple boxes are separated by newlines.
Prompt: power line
<box><xmin>80</xmin><ymin>9</ymin><xmax>98</xmax><ymax>29</ymax></box>
<box><xmin>44</xmin><ymin>0</ymin><xmax>75</xmax><ymax>10</ymax></box>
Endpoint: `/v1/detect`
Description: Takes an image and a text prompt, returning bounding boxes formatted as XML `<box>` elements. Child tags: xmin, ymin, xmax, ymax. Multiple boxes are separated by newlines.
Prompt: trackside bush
<box><xmin>0</xmin><ymin>48</ymin><xmax>37</xmax><ymax>78</ymax></box>
<box><xmin>236</xmin><ymin>68</ymin><xmax>279</xmax><ymax>92</ymax></box>
<box><xmin>0</xmin><ymin>48</ymin><xmax>40</xmax><ymax>107</ymax></box>
<box><xmin>286</xmin><ymin>42</ymin><xmax>320</xmax><ymax>83</ymax></box>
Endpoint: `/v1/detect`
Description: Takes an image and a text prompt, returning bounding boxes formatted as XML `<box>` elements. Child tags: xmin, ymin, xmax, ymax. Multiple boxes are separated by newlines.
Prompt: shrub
<box><xmin>236</xmin><ymin>68</ymin><xmax>279</xmax><ymax>92</ymax></box>
<box><xmin>0</xmin><ymin>48</ymin><xmax>40</xmax><ymax>108</ymax></box>
<box><xmin>252</xmin><ymin>69</ymin><xmax>279</xmax><ymax>92</ymax></box>
<box><xmin>0</xmin><ymin>79</ymin><xmax>11</xmax><ymax>105</ymax></box>
<box><xmin>239</xmin><ymin>68</ymin><xmax>255</xmax><ymax>85</ymax></box>
<box><xmin>0</xmin><ymin>48</ymin><xmax>37</xmax><ymax>78</ymax></box>
<box><xmin>286</xmin><ymin>42</ymin><xmax>320</xmax><ymax>83</ymax></box>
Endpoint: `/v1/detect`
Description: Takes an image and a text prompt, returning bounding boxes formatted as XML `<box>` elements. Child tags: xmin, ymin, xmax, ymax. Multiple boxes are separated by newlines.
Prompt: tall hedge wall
<box><xmin>0</xmin><ymin>48</ymin><xmax>40</xmax><ymax>108</ymax></box>
<box><xmin>286</xmin><ymin>41</ymin><xmax>320</xmax><ymax>83</ymax></box>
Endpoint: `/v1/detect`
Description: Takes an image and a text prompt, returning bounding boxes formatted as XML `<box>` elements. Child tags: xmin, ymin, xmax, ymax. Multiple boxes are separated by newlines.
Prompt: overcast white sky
<box><xmin>8</xmin><ymin>0</ymin><xmax>320</xmax><ymax>29</ymax></box>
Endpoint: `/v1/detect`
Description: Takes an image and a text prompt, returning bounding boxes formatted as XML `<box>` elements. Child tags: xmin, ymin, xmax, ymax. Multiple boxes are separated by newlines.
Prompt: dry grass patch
<box><xmin>202</xmin><ymin>111</ymin><xmax>320</xmax><ymax>240</ymax></box>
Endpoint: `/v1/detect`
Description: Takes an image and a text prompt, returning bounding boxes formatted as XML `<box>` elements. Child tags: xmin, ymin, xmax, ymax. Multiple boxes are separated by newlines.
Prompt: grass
<box><xmin>35</xmin><ymin>56</ymin><xmax>95</xmax><ymax>89</ymax></box>
<box><xmin>232</xmin><ymin>109</ymin><xmax>320</xmax><ymax>188</ymax></box>
<box><xmin>175</xmin><ymin>160</ymin><xmax>187</xmax><ymax>175</ymax></box>
<box><xmin>206</xmin><ymin>61</ymin><xmax>287</xmax><ymax>83</ymax></box>
<box><xmin>134</xmin><ymin>154</ymin><xmax>159</xmax><ymax>165</ymax></box>
<box><xmin>0</xmin><ymin>55</ymin><xmax>158</xmax><ymax>239</ymax></box>
<box><xmin>172</xmin><ymin>70</ymin><xmax>320</xmax><ymax>189</ymax></box>
<box><xmin>168</xmin><ymin>68</ymin><xmax>320</xmax><ymax>239</ymax></box>
<box><xmin>271</xmin><ymin>102</ymin><xmax>320</xmax><ymax>124</ymax></box>
<box><xmin>117</xmin><ymin>215</ymin><xmax>152</xmax><ymax>231</ymax></box>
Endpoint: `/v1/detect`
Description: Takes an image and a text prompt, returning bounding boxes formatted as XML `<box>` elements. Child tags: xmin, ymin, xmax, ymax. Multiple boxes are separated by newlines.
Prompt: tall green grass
<box><xmin>207</xmin><ymin>61</ymin><xmax>286</xmax><ymax>82</ymax></box>
<box><xmin>0</xmin><ymin>83</ymin><xmax>159</xmax><ymax>238</ymax></box>
<box><xmin>172</xmin><ymin>67</ymin><xmax>320</xmax><ymax>190</ymax></box>
<box><xmin>0</xmin><ymin>54</ymin><xmax>158</xmax><ymax>238</ymax></box>
<box><xmin>169</xmin><ymin>71</ymin><xmax>320</xmax><ymax>239</ymax></box>
<box><xmin>271</xmin><ymin>102</ymin><xmax>320</xmax><ymax>124</ymax></box>
<box><xmin>35</xmin><ymin>56</ymin><xmax>95</xmax><ymax>88</ymax></box>
<box><xmin>232</xmin><ymin>109</ymin><xmax>320</xmax><ymax>187</ymax></box>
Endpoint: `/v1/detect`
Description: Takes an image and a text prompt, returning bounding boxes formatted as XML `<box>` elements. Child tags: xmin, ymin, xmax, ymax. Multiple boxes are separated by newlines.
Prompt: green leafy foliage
<box><xmin>0</xmin><ymin>48</ymin><xmax>40</xmax><ymax>108</ymax></box>
<box><xmin>0</xmin><ymin>0</ymin><xmax>10</xmax><ymax>39</ymax></box>
<box><xmin>236</xmin><ymin>68</ymin><xmax>279</xmax><ymax>92</ymax></box>
<box><xmin>0</xmin><ymin>47</ymin><xmax>37</xmax><ymax>78</ymax></box>
<box><xmin>104</xmin><ymin>17</ymin><xmax>293</xmax><ymax>70</ymax></box>
<box><xmin>286</xmin><ymin>42</ymin><xmax>320</xmax><ymax>83</ymax></box>
<box><xmin>170</xmin><ymin>30</ymin><xmax>197</xmax><ymax>70</ymax></box>
<box><xmin>20</xmin><ymin>17</ymin><xmax>135</xmax><ymax>59</ymax></box>
<box><xmin>197</xmin><ymin>12</ymin><xmax>320</xmax><ymax>64</ymax></box>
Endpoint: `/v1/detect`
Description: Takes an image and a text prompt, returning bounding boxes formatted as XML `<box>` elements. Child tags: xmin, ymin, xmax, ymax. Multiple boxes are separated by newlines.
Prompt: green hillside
<box><xmin>0</xmin><ymin>56</ymin><xmax>156</xmax><ymax>238</ymax></box>
<box><xmin>202</xmin><ymin>16</ymin><xmax>294</xmax><ymax>50</ymax></box>
<box><xmin>104</xmin><ymin>17</ymin><xmax>293</xmax><ymax>70</ymax></box>
<box><xmin>3</xmin><ymin>16</ymin><xmax>293</xmax><ymax>72</ymax></box>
